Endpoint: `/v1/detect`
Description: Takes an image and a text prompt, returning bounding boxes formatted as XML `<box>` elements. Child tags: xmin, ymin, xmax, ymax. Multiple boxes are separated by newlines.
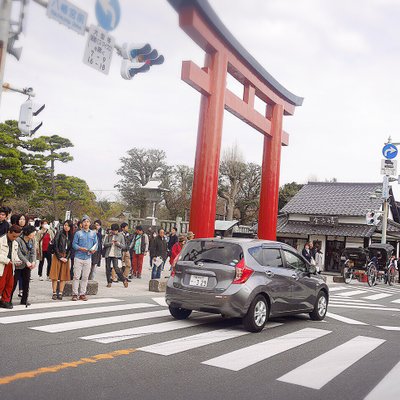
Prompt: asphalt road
<box><xmin>1</xmin><ymin>282</ymin><xmax>400</xmax><ymax>400</ymax></box>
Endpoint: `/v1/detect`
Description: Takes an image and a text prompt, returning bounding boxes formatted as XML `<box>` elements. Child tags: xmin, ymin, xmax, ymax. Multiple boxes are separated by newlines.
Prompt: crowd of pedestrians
<box><xmin>0</xmin><ymin>206</ymin><xmax>194</xmax><ymax>309</ymax></box>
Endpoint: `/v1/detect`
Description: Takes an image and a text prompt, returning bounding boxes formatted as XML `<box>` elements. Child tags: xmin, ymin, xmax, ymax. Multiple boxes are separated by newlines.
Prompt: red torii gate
<box><xmin>168</xmin><ymin>0</ymin><xmax>303</xmax><ymax>239</ymax></box>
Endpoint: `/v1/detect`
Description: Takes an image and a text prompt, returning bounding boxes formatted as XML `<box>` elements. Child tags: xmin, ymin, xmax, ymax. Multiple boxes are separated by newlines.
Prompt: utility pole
<box><xmin>0</xmin><ymin>0</ymin><xmax>12</xmax><ymax>108</ymax></box>
<box><xmin>381</xmin><ymin>175</ymin><xmax>389</xmax><ymax>244</ymax></box>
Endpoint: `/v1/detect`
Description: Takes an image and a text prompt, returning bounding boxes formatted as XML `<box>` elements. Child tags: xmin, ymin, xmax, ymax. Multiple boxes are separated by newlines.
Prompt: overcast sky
<box><xmin>2</xmin><ymin>0</ymin><xmax>400</xmax><ymax>201</ymax></box>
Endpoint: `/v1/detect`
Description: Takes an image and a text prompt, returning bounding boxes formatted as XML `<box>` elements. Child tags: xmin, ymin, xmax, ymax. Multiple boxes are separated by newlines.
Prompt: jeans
<box><xmin>105</xmin><ymin>257</ymin><xmax>125</xmax><ymax>284</ymax></box>
<box><xmin>151</xmin><ymin>259</ymin><xmax>165</xmax><ymax>280</ymax></box>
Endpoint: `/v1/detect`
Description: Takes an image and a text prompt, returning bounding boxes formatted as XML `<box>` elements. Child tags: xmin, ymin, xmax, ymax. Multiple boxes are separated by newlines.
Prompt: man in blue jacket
<box><xmin>71</xmin><ymin>215</ymin><xmax>98</xmax><ymax>301</ymax></box>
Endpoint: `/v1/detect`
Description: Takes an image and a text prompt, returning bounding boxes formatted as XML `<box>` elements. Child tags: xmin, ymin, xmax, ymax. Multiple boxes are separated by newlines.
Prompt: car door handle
<box><xmin>265</xmin><ymin>271</ymin><xmax>274</xmax><ymax>278</ymax></box>
<box><xmin>291</xmin><ymin>274</ymin><xmax>299</xmax><ymax>280</ymax></box>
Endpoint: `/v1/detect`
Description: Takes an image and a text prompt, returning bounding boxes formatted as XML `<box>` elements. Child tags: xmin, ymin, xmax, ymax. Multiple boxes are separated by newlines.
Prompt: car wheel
<box><xmin>309</xmin><ymin>291</ymin><xmax>328</xmax><ymax>321</ymax></box>
<box><xmin>242</xmin><ymin>295</ymin><xmax>269</xmax><ymax>332</ymax></box>
<box><xmin>169</xmin><ymin>305</ymin><xmax>192</xmax><ymax>320</ymax></box>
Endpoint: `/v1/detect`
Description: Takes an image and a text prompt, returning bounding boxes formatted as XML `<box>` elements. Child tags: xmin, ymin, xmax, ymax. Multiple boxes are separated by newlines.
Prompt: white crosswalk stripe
<box><xmin>362</xmin><ymin>293</ymin><xmax>393</xmax><ymax>300</ymax></box>
<box><xmin>81</xmin><ymin>316</ymin><xmax>216</xmax><ymax>343</ymax></box>
<box><xmin>329</xmin><ymin>304</ymin><xmax>400</xmax><ymax>312</ymax></box>
<box><xmin>0</xmin><ymin>303</ymin><xmax>156</xmax><ymax>324</ymax></box>
<box><xmin>31</xmin><ymin>309</ymin><xmax>171</xmax><ymax>333</ymax></box>
<box><xmin>335</xmin><ymin>290</ymin><xmax>368</xmax><ymax>297</ymax></box>
<box><xmin>277</xmin><ymin>336</ymin><xmax>385</xmax><ymax>389</ymax></box>
<box><xmin>364</xmin><ymin>361</ymin><xmax>400</xmax><ymax>400</ymax></box>
<box><xmin>328</xmin><ymin>286</ymin><xmax>351</xmax><ymax>292</ymax></box>
<box><xmin>152</xmin><ymin>297</ymin><xmax>168</xmax><ymax>307</ymax></box>
<box><xmin>202</xmin><ymin>328</ymin><xmax>331</xmax><ymax>371</ymax></box>
<box><xmin>139</xmin><ymin>328</ymin><xmax>250</xmax><ymax>355</ymax></box>
<box><xmin>0</xmin><ymin>298</ymin><xmax>121</xmax><ymax>313</ymax></box>
<box><xmin>326</xmin><ymin>312</ymin><xmax>367</xmax><ymax>325</ymax></box>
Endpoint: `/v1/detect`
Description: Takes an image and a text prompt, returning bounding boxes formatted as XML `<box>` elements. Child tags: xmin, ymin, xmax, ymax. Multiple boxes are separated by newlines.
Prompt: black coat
<box><xmin>54</xmin><ymin>231</ymin><xmax>72</xmax><ymax>260</ymax></box>
<box><xmin>154</xmin><ymin>236</ymin><xmax>168</xmax><ymax>260</ymax></box>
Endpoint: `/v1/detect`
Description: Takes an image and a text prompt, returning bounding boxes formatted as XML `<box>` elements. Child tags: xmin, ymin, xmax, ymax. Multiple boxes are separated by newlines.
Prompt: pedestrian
<box><xmin>302</xmin><ymin>243</ymin><xmax>313</xmax><ymax>263</ymax></box>
<box><xmin>94</xmin><ymin>220</ymin><xmax>103</xmax><ymax>267</ymax></box>
<box><xmin>71</xmin><ymin>215</ymin><xmax>98</xmax><ymax>301</ymax></box>
<box><xmin>147</xmin><ymin>227</ymin><xmax>157</xmax><ymax>270</ymax></box>
<box><xmin>12</xmin><ymin>224</ymin><xmax>37</xmax><ymax>305</ymax></box>
<box><xmin>10</xmin><ymin>214</ymin><xmax>27</xmax><ymax>298</ymax></box>
<box><xmin>187</xmin><ymin>231</ymin><xmax>195</xmax><ymax>241</ymax></box>
<box><xmin>0</xmin><ymin>206</ymin><xmax>10</xmax><ymax>237</ymax></box>
<box><xmin>36</xmin><ymin>219</ymin><xmax>55</xmax><ymax>281</ymax></box>
<box><xmin>152</xmin><ymin>228</ymin><xmax>168</xmax><ymax>279</ymax></box>
<box><xmin>309</xmin><ymin>241</ymin><xmax>316</xmax><ymax>260</ymax></box>
<box><xmin>129</xmin><ymin>225</ymin><xmax>149</xmax><ymax>279</ymax></box>
<box><xmin>0</xmin><ymin>224</ymin><xmax>23</xmax><ymax>309</ymax></box>
<box><xmin>170</xmin><ymin>234</ymin><xmax>186</xmax><ymax>267</ymax></box>
<box><xmin>103</xmin><ymin>223</ymin><xmax>129</xmax><ymax>288</ymax></box>
<box><xmin>314</xmin><ymin>245</ymin><xmax>324</xmax><ymax>273</ymax></box>
<box><xmin>120</xmin><ymin>222</ymin><xmax>132</xmax><ymax>279</ymax></box>
<box><xmin>49</xmin><ymin>220</ymin><xmax>73</xmax><ymax>300</ymax></box>
<box><xmin>89</xmin><ymin>223</ymin><xmax>101</xmax><ymax>280</ymax></box>
<box><xmin>167</xmin><ymin>226</ymin><xmax>178</xmax><ymax>259</ymax></box>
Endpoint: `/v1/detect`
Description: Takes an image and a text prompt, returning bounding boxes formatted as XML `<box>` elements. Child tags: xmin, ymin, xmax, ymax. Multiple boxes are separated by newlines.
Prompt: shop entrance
<box><xmin>325</xmin><ymin>239</ymin><xmax>345</xmax><ymax>272</ymax></box>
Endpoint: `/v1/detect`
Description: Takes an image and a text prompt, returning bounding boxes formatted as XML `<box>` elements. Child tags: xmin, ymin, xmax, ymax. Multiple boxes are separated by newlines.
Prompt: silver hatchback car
<box><xmin>166</xmin><ymin>238</ymin><xmax>329</xmax><ymax>332</ymax></box>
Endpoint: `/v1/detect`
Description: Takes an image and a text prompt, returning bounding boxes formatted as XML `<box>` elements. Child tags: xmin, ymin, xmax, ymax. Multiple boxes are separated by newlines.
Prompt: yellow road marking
<box><xmin>0</xmin><ymin>348</ymin><xmax>137</xmax><ymax>385</ymax></box>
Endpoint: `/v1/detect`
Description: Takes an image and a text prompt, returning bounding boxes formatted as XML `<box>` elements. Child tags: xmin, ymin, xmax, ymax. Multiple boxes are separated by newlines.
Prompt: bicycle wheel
<box><xmin>367</xmin><ymin>264</ymin><xmax>377</xmax><ymax>287</ymax></box>
<box><xmin>388</xmin><ymin>266</ymin><xmax>396</xmax><ymax>286</ymax></box>
<box><xmin>343</xmin><ymin>267</ymin><xmax>353</xmax><ymax>284</ymax></box>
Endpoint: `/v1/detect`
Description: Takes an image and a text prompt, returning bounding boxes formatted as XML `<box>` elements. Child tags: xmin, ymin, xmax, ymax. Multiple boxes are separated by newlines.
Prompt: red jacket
<box><xmin>170</xmin><ymin>242</ymin><xmax>184</xmax><ymax>266</ymax></box>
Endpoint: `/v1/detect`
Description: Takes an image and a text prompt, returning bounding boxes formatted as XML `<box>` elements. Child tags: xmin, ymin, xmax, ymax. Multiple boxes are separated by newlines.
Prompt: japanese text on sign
<box><xmin>83</xmin><ymin>25</ymin><xmax>115</xmax><ymax>75</ymax></box>
<box><xmin>310</xmin><ymin>216</ymin><xmax>338</xmax><ymax>226</ymax></box>
<box><xmin>46</xmin><ymin>0</ymin><xmax>87</xmax><ymax>35</ymax></box>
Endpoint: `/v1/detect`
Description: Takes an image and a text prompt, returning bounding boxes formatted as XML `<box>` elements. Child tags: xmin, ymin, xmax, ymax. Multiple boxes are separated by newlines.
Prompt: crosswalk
<box><xmin>328</xmin><ymin>283</ymin><xmax>400</xmax><ymax>310</ymax></box>
<box><xmin>0</xmin><ymin>295</ymin><xmax>399</xmax><ymax>398</ymax></box>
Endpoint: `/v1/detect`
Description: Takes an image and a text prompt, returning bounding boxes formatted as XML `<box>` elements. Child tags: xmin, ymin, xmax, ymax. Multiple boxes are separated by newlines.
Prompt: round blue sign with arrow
<box><xmin>95</xmin><ymin>0</ymin><xmax>120</xmax><ymax>31</ymax></box>
<box><xmin>382</xmin><ymin>143</ymin><xmax>398</xmax><ymax>159</ymax></box>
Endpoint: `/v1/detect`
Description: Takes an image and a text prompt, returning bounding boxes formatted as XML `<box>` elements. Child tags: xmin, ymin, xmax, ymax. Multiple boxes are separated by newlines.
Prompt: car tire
<box><xmin>309</xmin><ymin>291</ymin><xmax>328</xmax><ymax>321</ymax></box>
<box><xmin>242</xmin><ymin>295</ymin><xmax>269</xmax><ymax>333</ymax></box>
<box><xmin>169</xmin><ymin>305</ymin><xmax>192</xmax><ymax>320</ymax></box>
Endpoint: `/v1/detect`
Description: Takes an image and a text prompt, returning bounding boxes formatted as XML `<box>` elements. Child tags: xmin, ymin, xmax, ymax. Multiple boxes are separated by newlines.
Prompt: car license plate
<box><xmin>189</xmin><ymin>275</ymin><xmax>208</xmax><ymax>287</ymax></box>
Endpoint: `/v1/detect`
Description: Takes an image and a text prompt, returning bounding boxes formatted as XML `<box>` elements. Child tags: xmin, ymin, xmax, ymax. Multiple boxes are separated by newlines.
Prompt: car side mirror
<box><xmin>308</xmin><ymin>264</ymin><xmax>317</xmax><ymax>275</ymax></box>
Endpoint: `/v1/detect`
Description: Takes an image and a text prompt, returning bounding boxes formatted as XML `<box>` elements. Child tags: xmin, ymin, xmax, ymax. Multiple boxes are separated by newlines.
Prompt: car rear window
<box><xmin>180</xmin><ymin>241</ymin><xmax>243</xmax><ymax>266</ymax></box>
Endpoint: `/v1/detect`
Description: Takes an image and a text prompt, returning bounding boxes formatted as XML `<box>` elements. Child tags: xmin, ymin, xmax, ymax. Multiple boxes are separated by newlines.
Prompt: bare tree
<box><xmin>218</xmin><ymin>144</ymin><xmax>247</xmax><ymax>220</ymax></box>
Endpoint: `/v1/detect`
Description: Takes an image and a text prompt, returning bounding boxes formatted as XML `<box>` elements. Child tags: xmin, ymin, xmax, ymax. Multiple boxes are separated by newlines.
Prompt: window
<box><xmin>180</xmin><ymin>241</ymin><xmax>243</xmax><ymax>266</ymax></box>
<box><xmin>263</xmin><ymin>249</ymin><xmax>284</xmax><ymax>268</ymax></box>
<box><xmin>248</xmin><ymin>247</ymin><xmax>283</xmax><ymax>268</ymax></box>
<box><xmin>248</xmin><ymin>246</ymin><xmax>263</xmax><ymax>265</ymax></box>
<box><xmin>283</xmin><ymin>250</ymin><xmax>307</xmax><ymax>271</ymax></box>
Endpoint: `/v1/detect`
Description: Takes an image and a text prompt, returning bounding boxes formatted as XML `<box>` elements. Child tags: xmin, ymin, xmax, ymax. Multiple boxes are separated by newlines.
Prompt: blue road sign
<box><xmin>95</xmin><ymin>0</ymin><xmax>120</xmax><ymax>31</ymax></box>
<box><xmin>382</xmin><ymin>143</ymin><xmax>398</xmax><ymax>159</ymax></box>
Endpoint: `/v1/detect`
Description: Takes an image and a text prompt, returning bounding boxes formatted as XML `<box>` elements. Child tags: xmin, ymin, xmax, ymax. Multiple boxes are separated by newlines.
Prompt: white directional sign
<box><xmin>46</xmin><ymin>0</ymin><xmax>87</xmax><ymax>35</ymax></box>
<box><xmin>83</xmin><ymin>25</ymin><xmax>115</xmax><ymax>75</ymax></box>
<box><xmin>381</xmin><ymin>159</ymin><xmax>397</xmax><ymax>176</ymax></box>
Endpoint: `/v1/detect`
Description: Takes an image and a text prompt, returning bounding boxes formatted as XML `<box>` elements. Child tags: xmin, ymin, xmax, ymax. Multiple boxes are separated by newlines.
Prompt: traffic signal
<box><xmin>366</xmin><ymin>211</ymin><xmax>375</xmax><ymax>225</ymax></box>
<box><xmin>120</xmin><ymin>42</ymin><xmax>164</xmax><ymax>80</ymax></box>
<box><xmin>18</xmin><ymin>99</ymin><xmax>45</xmax><ymax>134</ymax></box>
<box><xmin>366</xmin><ymin>211</ymin><xmax>380</xmax><ymax>226</ymax></box>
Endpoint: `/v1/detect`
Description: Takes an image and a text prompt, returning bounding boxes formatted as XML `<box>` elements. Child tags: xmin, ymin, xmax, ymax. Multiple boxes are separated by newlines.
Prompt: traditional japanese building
<box><xmin>277</xmin><ymin>182</ymin><xmax>400</xmax><ymax>272</ymax></box>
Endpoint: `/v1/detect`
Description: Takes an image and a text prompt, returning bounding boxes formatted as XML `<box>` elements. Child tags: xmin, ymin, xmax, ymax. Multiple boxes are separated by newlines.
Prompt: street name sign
<box><xmin>95</xmin><ymin>0</ymin><xmax>121</xmax><ymax>31</ymax></box>
<box><xmin>382</xmin><ymin>143</ymin><xmax>398</xmax><ymax>159</ymax></box>
<box><xmin>381</xmin><ymin>159</ymin><xmax>397</xmax><ymax>176</ymax></box>
<box><xmin>47</xmin><ymin>0</ymin><xmax>87</xmax><ymax>35</ymax></box>
<box><xmin>83</xmin><ymin>25</ymin><xmax>115</xmax><ymax>75</ymax></box>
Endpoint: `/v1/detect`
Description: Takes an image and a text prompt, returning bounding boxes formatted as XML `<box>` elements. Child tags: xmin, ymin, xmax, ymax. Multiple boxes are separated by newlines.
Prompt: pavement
<box><xmin>23</xmin><ymin>255</ymin><xmax>171</xmax><ymax>303</ymax></box>
<box><xmin>1</xmin><ymin>280</ymin><xmax>400</xmax><ymax>400</ymax></box>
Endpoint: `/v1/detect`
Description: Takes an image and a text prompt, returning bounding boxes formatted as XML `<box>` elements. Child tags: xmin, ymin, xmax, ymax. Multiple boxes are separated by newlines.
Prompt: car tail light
<box><xmin>232</xmin><ymin>258</ymin><xmax>253</xmax><ymax>284</ymax></box>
